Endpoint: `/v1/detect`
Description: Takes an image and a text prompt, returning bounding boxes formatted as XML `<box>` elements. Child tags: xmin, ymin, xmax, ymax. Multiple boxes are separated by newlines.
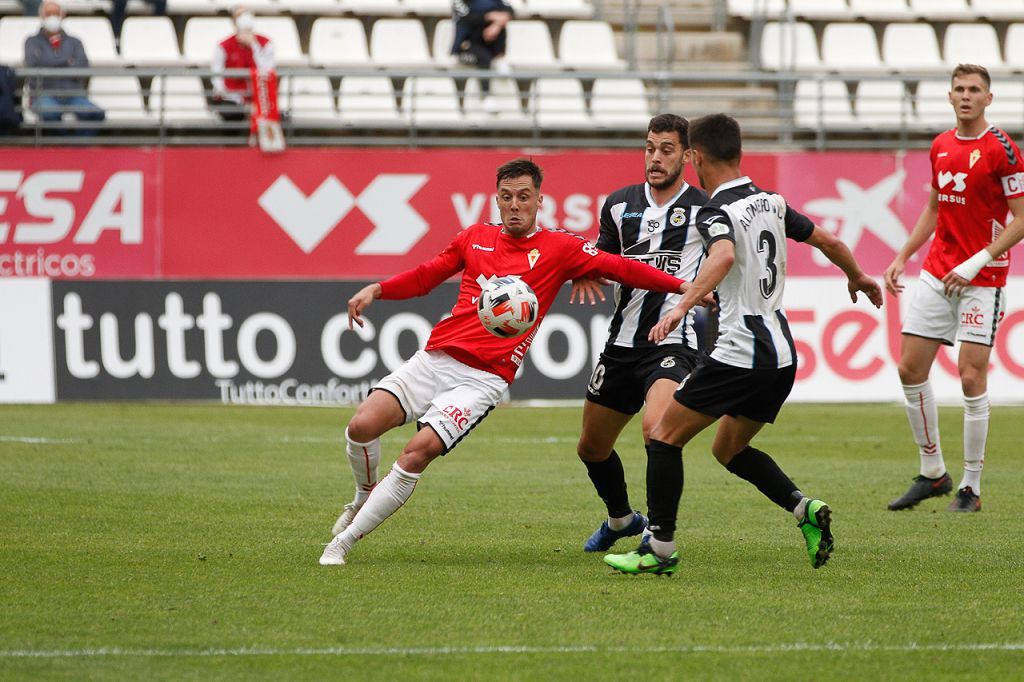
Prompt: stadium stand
<box><xmin>308</xmin><ymin>17</ymin><xmax>372</xmax><ymax>68</ymax></box>
<box><xmin>369</xmin><ymin>18</ymin><xmax>432</xmax><ymax>68</ymax></box>
<box><xmin>820</xmin><ymin>23</ymin><xmax>882</xmax><ymax>72</ymax></box>
<box><xmin>337</xmin><ymin>75</ymin><xmax>402</xmax><ymax>124</ymax></box>
<box><xmin>880</xmin><ymin>23</ymin><xmax>943</xmax><ymax>73</ymax></box>
<box><xmin>120</xmin><ymin>17</ymin><xmax>183</xmax><ymax>65</ymax></box>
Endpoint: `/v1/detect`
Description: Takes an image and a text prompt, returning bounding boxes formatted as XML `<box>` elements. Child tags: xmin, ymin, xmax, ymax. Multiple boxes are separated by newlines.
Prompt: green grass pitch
<box><xmin>2</xmin><ymin>402</ymin><xmax>1023</xmax><ymax>680</ymax></box>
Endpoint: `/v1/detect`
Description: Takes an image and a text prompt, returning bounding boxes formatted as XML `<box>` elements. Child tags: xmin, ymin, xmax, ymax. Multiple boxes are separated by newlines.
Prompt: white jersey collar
<box><xmin>955</xmin><ymin>125</ymin><xmax>992</xmax><ymax>141</ymax></box>
<box><xmin>709</xmin><ymin>175</ymin><xmax>753</xmax><ymax>199</ymax></box>
<box><xmin>644</xmin><ymin>181</ymin><xmax>690</xmax><ymax>209</ymax></box>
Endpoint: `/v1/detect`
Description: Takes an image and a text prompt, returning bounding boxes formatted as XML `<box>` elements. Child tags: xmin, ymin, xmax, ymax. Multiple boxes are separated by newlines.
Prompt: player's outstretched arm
<box><xmin>884</xmin><ymin>189</ymin><xmax>938</xmax><ymax>296</ymax></box>
<box><xmin>348</xmin><ymin>283</ymin><xmax>382</xmax><ymax>329</ymax></box>
<box><xmin>649</xmin><ymin>240</ymin><xmax>734</xmax><ymax>343</ymax></box>
<box><xmin>942</xmin><ymin>194</ymin><xmax>1024</xmax><ymax>296</ymax></box>
<box><xmin>805</xmin><ymin>225</ymin><xmax>883</xmax><ymax>308</ymax></box>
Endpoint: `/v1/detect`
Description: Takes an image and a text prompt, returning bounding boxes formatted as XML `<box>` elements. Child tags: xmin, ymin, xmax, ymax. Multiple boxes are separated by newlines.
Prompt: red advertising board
<box><xmin>0</xmin><ymin>149</ymin><xmax>161</xmax><ymax>278</ymax></box>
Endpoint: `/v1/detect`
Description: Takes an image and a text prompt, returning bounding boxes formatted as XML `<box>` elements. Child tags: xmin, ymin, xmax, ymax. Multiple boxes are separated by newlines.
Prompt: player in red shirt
<box><xmin>884</xmin><ymin>64</ymin><xmax>1024</xmax><ymax>513</ymax></box>
<box><xmin>319</xmin><ymin>158</ymin><xmax>701</xmax><ymax>565</ymax></box>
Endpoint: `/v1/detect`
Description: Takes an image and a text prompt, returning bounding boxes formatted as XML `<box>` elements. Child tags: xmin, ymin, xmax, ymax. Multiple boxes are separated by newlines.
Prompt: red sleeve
<box><xmin>379</xmin><ymin>232</ymin><xmax>466</xmax><ymax>299</ymax></box>
<box><xmin>929</xmin><ymin>136</ymin><xmax>940</xmax><ymax>191</ymax></box>
<box><xmin>568</xmin><ymin>244</ymin><xmax>683</xmax><ymax>293</ymax></box>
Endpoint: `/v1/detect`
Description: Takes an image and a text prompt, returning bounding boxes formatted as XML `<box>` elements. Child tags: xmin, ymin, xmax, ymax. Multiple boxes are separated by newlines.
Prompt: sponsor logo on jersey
<box><xmin>970</xmin><ymin>149</ymin><xmax>982</xmax><ymax>168</ymax></box>
<box><xmin>527</xmin><ymin>248</ymin><xmax>540</xmax><ymax>269</ymax></box>
<box><xmin>472</xmin><ymin>244</ymin><xmax>495</xmax><ymax>251</ymax></box>
<box><xmin>670</xmin><ymin>208</ymin><xmax>686</xmax><ymax>227</ymax></box>
<box><xmin>961</xmin><ymin>306</ymin><xmax>985</xmax><ymax>328</ymax></box>
<box><xmin>647</xmin><ymin>219</ymin><xmax>660</xmax><ymax>232</ymax></box>
<box><xmin>937</xmin><ymin>171</ymin><xmax>968</xmax><ymax>192</ymax></box>
<box><xmin>622</xmin><ymin>212</ymin><xmax>645</xmax><ymax>219</ymax></box>
<box><xmin>938</xmin><ymin>152</ymin><xmax>949</xmax><ymax>157</ymax></box>
<box><xmin>442</xmin><ymin>405</ymin><xmax>471</xmax><ymax>429</ymax></box>
<box><xmin>660</xmin><ymin>357</ymin><xmax>675</xmax><ymax>368</ymax></box>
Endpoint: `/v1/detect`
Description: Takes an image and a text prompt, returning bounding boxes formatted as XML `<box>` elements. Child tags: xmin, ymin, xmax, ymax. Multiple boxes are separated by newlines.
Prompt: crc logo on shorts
<box><xmin>442</xmin><ymin>405</ymin><xmax>471</xmax><ymax>429</ymax></box>
<box><xmin>660</xmin><ymin>357</ymin><xmax>676</xmax><ymax>368</ymax></box>
<box><xmin>961</xmin><ymin>306</ymin><xmax>986</xmax><ymax>328</ymax></box>
<box><xmin>669</xmin><ymin>208</ymin><xmax>686</xmax><ymax>227</ymax></box>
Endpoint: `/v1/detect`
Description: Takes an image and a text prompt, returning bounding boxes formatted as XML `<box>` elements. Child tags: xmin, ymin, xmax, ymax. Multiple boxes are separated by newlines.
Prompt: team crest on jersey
<box><xmin>670</xmin><ymin>208</ymin><xmax>686</xmax><ymax>227</ymax></box>
<box><xmin>970</xmin><ymin>149</ymin><xmax>982</xmax><ymax>168</ymax></box>
<box><xmin>527</xmin><ymin>248</ymin><xmax>541</xmax><ymax>269</ymax></box>
<box><xmin>660</xmin><ymin>357</ymin><xmax>676</xmax><ymax>368</ymax></box>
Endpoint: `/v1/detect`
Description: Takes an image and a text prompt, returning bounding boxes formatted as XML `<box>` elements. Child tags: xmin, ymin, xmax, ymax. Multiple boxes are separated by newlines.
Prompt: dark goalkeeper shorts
<box><xmin>585</xmin><ymin>344</ymin><xmax>698</xmax><ymax>416</ymax></box>
<box><xmin>675</xmin><ymin>355</ymin><xmax>796</xmax><ymax>424</ymax></box>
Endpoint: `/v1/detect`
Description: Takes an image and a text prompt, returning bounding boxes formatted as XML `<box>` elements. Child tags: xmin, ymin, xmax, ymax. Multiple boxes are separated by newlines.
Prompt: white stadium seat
<box><xmin>821</xmin><ymin>23</ymin><xmax>882</xmax><ymax>72</ymax></box>
<box><xmin>400</xmin><ymin>76</ymin><xmax>464</xmax><ymax>125</ymax></box>
<box><xmin>530</xmin><ymin>77</ymin><xmax>592</xmax><ymax>128</ymax></box>
<box><xmin>907</xmin><ymin>0</ymin><xmax>973</xmax><ymax>20</ymax></box>
<box><xmin>286</xmin><ymin>0</ymin><xmax>343</xmax><ymax>13</ymax></box>
<box><xmin>309</xmin><ymin>18</ymin><xmax>371</xmax><ymax>68</ymax></box>
<box><xmin>370</xmin><ymin>19</ymin><xmax>432</xmax><ymax>68</ymax></box>
<box><xmin>339</xmin><ymin>0</ymin><xmax>406</xmax><ymax>15</ymax></box>
<box><xmin>253</xmin><ymin>17</ymin><xmax>305</xmax><ymax>66</ymax></box>
<box><xmin>183</xmin><ymin>17</ymin><xmax>233</xmax><ymax>65</ymax></box>
<box><xmin>523</xmin><ymin>0</ymin><xmax>593</xmax><ymax>20</ymax></box>
<box><xmin>62</xmin><ymin>17</ymin><xmax>121</xmax><ymax>65</ymax></box>
<box><xmin>149</xmin><ymin>75</ymin><xmax>217</xmax><ymax>123</ymax></box>
<box><xmin>279</xmin><ymin>76</ymin><xmax>337</xmax><ymax>125</ymax></box>
<box><xmin>167</xmin><ymin>0</ymin><xmax>218</xmax><ymax>15</ymax></box>
<box><xmin>88</xmin><ymin>76</ymin><xmax>152</xmax><ymax>122</ymax></box>
<box><xmin>987</xmin><ymin>81</ymin><xmax>1024</xmax><ymax>128</ymax></box>
<box><xmin>855</xmin><ymin>80</ymin><xmax>911</xmax><ymax>128</ymax></box>
<box><xmin>972</xmin><ymin>0</ymin><xmax>1024</xmax><ymax>21</ymax></box>
<box><xmin>943</xmin><ymin>23</ymin><xmax>1004</xmax><ymax>70</ymax></box>
<box><xmin>432</xmin><ymin>18</ymin><xmax>457</xmax><ymax>68</ymax></box>
<box><xmin>464</xmin><ymin>77</ymin><xmax>529</xmax><ymax>125</ymax></box>
<box><xmin>338</xmin><ymin>76</ymin><xmax>401</xmax><ymax>124</ymax></box>
<box><xmin>559</xmin><ymin>20</ymin><xmax>624</xmax><ymax>70</ymax></box>
<box><xmin>915</xmin><ymin>80</ymin><xmax>955</xmax><ymax>128</ymax></box>
<box><xmin>760</xmin><ymin>21</ymin><xmax>820</xmax><ymax>72</ymax></box>
<box><xmin>0</xmin><ymin>17</ymin><xmax>40</xmax><ymax>67</ymax></box>
<box><xmin>209</xmin><ymin>0</ymin><xmax>278</xmax><ymax>12</ymax></box>
<box><xmin>1005</xmin><ymin>24</ymin><xmax>1024</xmax><ymax>70</ymax></box>
<box><xmin>789</xmin><ymin>0</ymin><xmax>853</xmax><ymax>20</ymax></box>
<box><xmin>504</xmin><ymin>20</ymin><xmax>560</xmax><ymax>70</ymax></box>
<box><xmin>403</xmin><ymin>0</ymin><xmax>453</xmax><ymax>16</ymax></box>
<box><xmin>726</xmin><ymin>0</ymin><xmax>786</xmax><ymax>19</ymax></box>
<box><xmin>794</xmin><ymin>79</ymin><xmax>854</xmax><ymax>128</ymax></box>
<box><xmin>881</xmin><ymin>24</ymin><xmax>943</xmax><ymax>72</ymax></box>
<box><xmin>848</xmin><ymin>0</ymin><xmax>909</xmax><ymax>20</ymax></box>
<box><xmin>120</xmin><ymin>17</ymin><xmax>182</xmax><ymax>65</ymax></box>
<box><xmin>590</xmin><ymin>78</ymin><xmax>650</xmax><ymax>129</ymax></box>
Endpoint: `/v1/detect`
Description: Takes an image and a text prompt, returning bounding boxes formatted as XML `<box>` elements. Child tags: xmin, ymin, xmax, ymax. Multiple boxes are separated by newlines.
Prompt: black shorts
<box><xmin>585</xmin><ymin>344</ymin><xmax>698</xmax><ymax>416</ymax></box>
<box><xmin>675</xmin><ymin>355</ymin><xmax>796</xmax><ymax>424</ymax></box>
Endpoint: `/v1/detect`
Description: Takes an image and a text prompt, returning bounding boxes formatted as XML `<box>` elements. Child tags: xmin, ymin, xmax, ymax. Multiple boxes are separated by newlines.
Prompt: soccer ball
<box><xmin>477</xmin><ymin>276</ymin><xmax>539</xmax><ymax>338</ymax></box>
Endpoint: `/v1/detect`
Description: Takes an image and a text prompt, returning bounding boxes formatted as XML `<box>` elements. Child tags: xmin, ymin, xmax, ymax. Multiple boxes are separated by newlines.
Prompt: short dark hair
<box><xmin>951</xmin><ymin>63</ymin><xmax>991</xmax><ymax>89</ymax></box>
<box><xmin>496</xmin><ymin>158</ymin><xmax>543</xmax><ymax>190</ymax></box>
<box><xmin>688</xmin><ymin>113</ymin><xmax>742</xmax><ymax>163</ymax></box>
<box><xmin>647</xmin><ymin>114</ymin><xmax>690</xmax><ymax>148</ymax></box>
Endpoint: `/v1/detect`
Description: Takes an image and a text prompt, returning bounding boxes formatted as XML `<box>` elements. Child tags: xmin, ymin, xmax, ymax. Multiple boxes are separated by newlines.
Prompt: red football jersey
<box><xmin>925</xmin><ymin>126</ymin><xmax>1024</xmax><ymax>287</ymax></box>
<box><xmin>378</xmin><ymin>224</ymin><xmax>685</xmax><ymax>383</ymax></box>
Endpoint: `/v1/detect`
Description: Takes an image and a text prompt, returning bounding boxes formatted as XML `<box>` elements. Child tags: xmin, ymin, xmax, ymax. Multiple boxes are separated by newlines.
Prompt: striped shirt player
<box><xmin>603</xmin><ymin>114</ymin><xmax>881</xmax><ymax>576</ymax></box>
<box><xmin>585</xmin><ymin>181</ymin><xmax>707</xmax><ymax>414</ymax></box>
<box><xmin>885</xmin><ymin>64</ymin><xmax>1024</xmax><ymax>514</ymax></box>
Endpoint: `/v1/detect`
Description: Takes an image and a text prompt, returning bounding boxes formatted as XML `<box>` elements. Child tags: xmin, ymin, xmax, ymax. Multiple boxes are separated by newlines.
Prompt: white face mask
<box><xmin>42</xmin><ymin>15</ymin><xmax>62</xmax><ymax>33</ymax></box>
<box><xmin>235</xmin><ymin>12</ymin><xmax>255</xmax><ymax>32</ymax></box>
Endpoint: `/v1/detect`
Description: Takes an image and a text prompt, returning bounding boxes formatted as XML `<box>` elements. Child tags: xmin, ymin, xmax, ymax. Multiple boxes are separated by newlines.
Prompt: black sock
<box><xmin>725</xmin><ymin>446</ymin><xmax>802</xmax><ymax>512</ymax></box>
<box><xmin>583</xmin><ymin>450</ymin><xmax>632</xmax><ymax>519</ymax></box>
<box><xmin>646</xmin><ymin>439</ymin><xmax>683</xmax><ymax>542</ymax></box>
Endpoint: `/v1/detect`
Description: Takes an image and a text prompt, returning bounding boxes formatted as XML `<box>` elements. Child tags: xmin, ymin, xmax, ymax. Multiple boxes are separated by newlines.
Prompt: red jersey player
<box><xmin>320</xmin><ymin>158</ymin><xmax>702</xmax><ymax>566</ymax></box>
<box><xmin>884</xmin><ymin>64</ymin><xmax>1024</xmax><ymax>513</ymax></box>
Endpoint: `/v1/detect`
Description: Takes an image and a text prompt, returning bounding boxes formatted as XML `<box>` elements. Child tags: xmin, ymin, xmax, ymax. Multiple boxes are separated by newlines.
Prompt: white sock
<box><xmin>792</xmin><ymin>496</ymin><xmax>809</xmax><ymax>521</ymax></box>
<box><xmin>608</xmin><ymin>512</ymin><xmax>634</xmax><ymax>532</ymax></box>
<box><xmin>345</xmin><ymin>427</ymin><xmax>381</xmax><ymax>506</ymax></box>
<box><xmin>961</xmin><ymin>392</ymin><xmax>988</xmax><ymax>494</ymax></box>
<box><xmin>335</xmin><ymin>463</ymin><xmax>420</xmax><ymax>553</ymax></box>
<box><xmin>649</xmin><ymin>537</ymin><xmax>676</xmax><ymax>559</ymax></box>
<box><xmin>902</xmin><ymin>381</ymin><xmax>945</xmax><ymax>478</ymax></box>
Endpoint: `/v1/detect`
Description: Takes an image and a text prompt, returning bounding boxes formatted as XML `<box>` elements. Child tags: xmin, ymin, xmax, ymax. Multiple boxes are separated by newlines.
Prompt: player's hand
<box><xmin>649</xmin><ymin>305</ymin><xmax>688</xmax><ymax>343</ymax></box>
<box><xmin>569</xmin><ymin>277</ymin><xmax>609</xmax><ymax>305</ymax></box>
<box><xmin>347</xmin><ymin>283</ymin><xmax>381</xmax><ymax>329</ymax></box>
<box><xmin>883</xmin><ymin>258</ymin><xmax>905</xmax><ymax>296</ymax></box>
<box><xmin>941</xmin><ymin>270</ymin><xmax>970</xmax><ymax>297</ymax></box>
<box><xmin>679</xmin><ymin>281</ymin><xmax>716</xmax><ymax>310</ymax></box>
<box><xmin>849</xmin><ymin>274</ymin><xmax>883</xmax><ymax>308</ymax></box>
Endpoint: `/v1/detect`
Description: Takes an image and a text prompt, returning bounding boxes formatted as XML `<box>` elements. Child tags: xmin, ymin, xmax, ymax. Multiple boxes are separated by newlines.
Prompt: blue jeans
<box><xmin>31</xmin><ymin>95</ymin><xmax>106</xmax><ymax>135</ymax></box>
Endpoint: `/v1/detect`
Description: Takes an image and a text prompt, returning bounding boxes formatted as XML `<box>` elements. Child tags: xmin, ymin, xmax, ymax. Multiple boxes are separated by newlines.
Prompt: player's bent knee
<box><xmin>576</xmin><ymin>438</ymin><xmax>610</xmax><ymax>462</ymax></box>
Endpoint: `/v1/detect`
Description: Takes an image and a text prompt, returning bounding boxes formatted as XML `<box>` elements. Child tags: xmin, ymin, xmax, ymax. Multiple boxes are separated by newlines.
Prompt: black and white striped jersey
<box><xmin>596</xmin><ymin>181</ymin><xmax>707</xmax><ymax>349</ymax></box>
<box><xmin>696</xmin><ymin>176</ymin><xmax>814</xmax><ymax>369</ymax></box>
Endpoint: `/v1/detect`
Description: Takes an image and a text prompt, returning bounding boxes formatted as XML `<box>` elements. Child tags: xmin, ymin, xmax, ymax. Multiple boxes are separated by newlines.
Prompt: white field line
<box><xmin>0</xmin><ymin>436</ymin><xmax>78</xmax><ymax>444</ymax></box>
<box><xmin>2</xmin><ymin>642</ymin><xmax>1023</xmax><ymax>659</ymax></box>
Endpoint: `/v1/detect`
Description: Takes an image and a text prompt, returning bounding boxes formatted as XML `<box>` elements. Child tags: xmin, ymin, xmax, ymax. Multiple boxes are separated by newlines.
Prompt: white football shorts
<box><xmin>373</xmin><ymin>349</ymin><xmax>508</xmax><ymax>452</ymax></box>
<box><xmin>902</xmin><ymin>271</ymin><xmax>1005</xmax><ymax>347</ymax></box>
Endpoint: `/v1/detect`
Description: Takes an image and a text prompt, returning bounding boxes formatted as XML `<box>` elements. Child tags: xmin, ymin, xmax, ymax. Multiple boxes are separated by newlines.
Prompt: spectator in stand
<box><xmin>22</xmin><ymin>0</ymin><xmax>41</xmax><ymax>16</ymax></box>
<box><xmin>23</xmin><ymin>0</ymin><xmax>105</xmax><ymax>134</ymax></box>
<box><xmin>211</xmin><ymin>4</ymin><xmax>275</xmax><ymax>122</ymax></box>
<box><xmin>451</xmin><ymin>0</ymin><xmax>512</xmax><ymax>113</ymax></box>
<box><xmin>110</xmin><ymin>0</ymin><xmax>167</xmax><ymax>49</ymax></box>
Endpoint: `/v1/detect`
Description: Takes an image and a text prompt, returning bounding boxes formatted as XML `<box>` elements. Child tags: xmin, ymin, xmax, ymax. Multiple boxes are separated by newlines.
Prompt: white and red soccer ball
<box><xmin>477</xmin><ymin>276</ymin><xmax>539</xmax><ymax>338</ymax></box>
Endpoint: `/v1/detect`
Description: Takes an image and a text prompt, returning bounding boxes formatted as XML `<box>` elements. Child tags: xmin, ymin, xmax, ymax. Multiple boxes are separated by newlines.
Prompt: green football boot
<box><xmin>604</xmin><ymin>539</ymin><xmax>679</xmax><ymax>576</ymax></box>
<box><xmin>798</xmin><ymin>499</ymin><xmax>834</xmax><ymax>569</ymax></box>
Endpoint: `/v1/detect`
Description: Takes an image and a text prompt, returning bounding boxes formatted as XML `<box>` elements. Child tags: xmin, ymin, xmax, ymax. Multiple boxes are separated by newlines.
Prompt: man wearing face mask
<box><xmin>23</xmin><ymin>0</ymin><xmax>105</xmax><ymax>133</ymax></box>
<box><xmin>211</xmin><ymin>4</ymin><xmax>275</xmax><ymax>122</ymax></box>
